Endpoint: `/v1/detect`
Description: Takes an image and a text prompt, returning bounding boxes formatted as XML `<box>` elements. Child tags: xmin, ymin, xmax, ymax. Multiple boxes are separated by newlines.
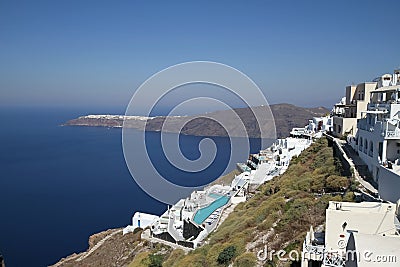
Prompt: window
<box><xmin>376</xmin><ymin>167</ymin><xmax>380</xmax><ymax>182</ymax></box>
<box><xmin>369</xmin><ymin>141</ymin><xmax>374</xmax><ymax>157</ymax></box>
<box><xmin>364</xmin><ymin>139</ymin><xmax>368</xmax><ymax>153</ymax></box>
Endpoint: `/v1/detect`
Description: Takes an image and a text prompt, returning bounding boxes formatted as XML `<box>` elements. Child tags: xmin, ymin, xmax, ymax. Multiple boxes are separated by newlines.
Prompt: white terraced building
<box><xmin>124</xmin><ymin>174</ymin><xmax>251</xmax><ymax>249</ymax></box>
<box><xmin>123</xmin><ymin>121</ymin><xmax>328</xmax><ymax>249</ymax></box>
<box><xmin>291</xmin><ymin>116</ymin><xmax>333</xmax><ymax>139</ymax></box>
<box><xmin>351</xmin><ymin>69</ymin><xmax>400</xmax><ymax>202</ymax></box>
<box><xmin>302</xmin><ymin>201</ymin><xmax>400</xmax><ymax>267</ymax></box>
<box><xmin>124</xmin><ymin>132</ymin><xmax>318</xmax><ymax>248</ymax></box>
<box><xmin>239</xmin><ymin>137</ymin><xmax>313</xmax><ymax>185</ymax></box>
<box><xmin>331</xmin><ymin>81</ymin><xmax>377</xmax><ymax>138</ymax></box>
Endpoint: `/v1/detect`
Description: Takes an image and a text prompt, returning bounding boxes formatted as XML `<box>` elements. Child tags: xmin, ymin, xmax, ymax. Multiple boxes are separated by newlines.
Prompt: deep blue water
<box><xmin>0</xmin><ymin>107</ymin><xmax>265</xmax><ymax>267</ymax></box>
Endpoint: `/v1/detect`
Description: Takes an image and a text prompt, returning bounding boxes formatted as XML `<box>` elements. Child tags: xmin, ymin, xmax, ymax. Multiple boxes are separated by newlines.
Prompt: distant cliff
<box><xmin>63</xmin><ymin>104</ymin><xmax>329</xmax><ymax>138</ymax></box>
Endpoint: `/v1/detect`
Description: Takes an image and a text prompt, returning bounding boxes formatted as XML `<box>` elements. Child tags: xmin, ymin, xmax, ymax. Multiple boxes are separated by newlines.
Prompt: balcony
<box><xmin>358</xmin><ymin>118</ymin><xmax>400</xmax><ymax>139</ymax></box>
<box><xmin>357</xmin><ymin>119</ymin><xmax>381</xmax><ymax>132</ymax></box>
<box><xmin>368</xmin><ymin>103</ymin><xmax>390</xmax><ymax>111</ymax></box>
<box><xmin>383</xmin><ymin>120</ymin><xmax>400</xmax><ymax>139</ymax></box>
<box><xmin>385</xmin><ymin>130</ymin><xmax>400</xmax><ymax>138</ymax></box>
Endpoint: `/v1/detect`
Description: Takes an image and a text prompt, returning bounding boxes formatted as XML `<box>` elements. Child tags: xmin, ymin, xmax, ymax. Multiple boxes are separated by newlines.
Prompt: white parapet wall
<box><xmin>379</xmin><ymin>165</ymin><xmax>400</xmax><ymax>203</ymax></box>
<box><xmin>231</xmin><ymin>196</ymin><xmax>246</xmax><ymax>204</ymax></box>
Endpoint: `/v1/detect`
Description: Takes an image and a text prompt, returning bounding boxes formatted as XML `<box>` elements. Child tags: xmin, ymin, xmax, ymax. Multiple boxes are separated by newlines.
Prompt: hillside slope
<box><xmin>53</xmin><ymin>138</ymin><xmax>356</xmax><ymax>267</ymax></box>
<box><xmin>146</xmin><ymin>137</ymin><xmax>355</xmax><ymax>267</ymax></box>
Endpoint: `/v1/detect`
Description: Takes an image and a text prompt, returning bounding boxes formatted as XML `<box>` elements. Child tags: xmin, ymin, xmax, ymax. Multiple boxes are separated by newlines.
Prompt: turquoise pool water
<box><xmin>208</xmin><ymin>193</ymin><xmax>223</xmax><ymax>199</ymax></box>
<box><xmin>193</xmin><ymin>196</ymin><xmax>230</xmax><ymax>224</ymax></box>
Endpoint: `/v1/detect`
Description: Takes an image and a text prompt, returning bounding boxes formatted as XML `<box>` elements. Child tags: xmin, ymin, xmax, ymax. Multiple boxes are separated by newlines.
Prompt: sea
<box><xmin>0</xmin><ymin>107</ymin><xmax>265</xmax><ymax>267</ymax></box>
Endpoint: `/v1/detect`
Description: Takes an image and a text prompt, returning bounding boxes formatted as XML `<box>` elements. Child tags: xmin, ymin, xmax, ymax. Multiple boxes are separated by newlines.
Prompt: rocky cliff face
<box><xmin>64</xmin><ymin>104</ymin><xmax>329</xmax><ymax>138</ymax></box>
<box><xmin>0</xmin><ymin>254</ymin><xmax>5</xmax><ymax>267</ymax></box>
<box><xmin>50</xmin><ymin>228</ymin><xmax>146</xmax><ymax>267</ymax></box>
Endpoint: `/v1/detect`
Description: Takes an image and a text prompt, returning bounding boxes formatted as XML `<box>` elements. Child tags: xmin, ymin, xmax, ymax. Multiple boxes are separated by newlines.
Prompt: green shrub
<box><xmin>342</xmin><ymin>191</ymin><xmax>355</xmax><ymax>202</ymax></box>
<box><xmin>310</xmin><ymin>174</ymin><xmax>326</xmax><ymax>192</ymax></box>
<box><xmin>148</xmin><ymin>254</ymin><xmax>163</xmax><ymax>267</ymax></box>
<box><xmin>217</xmin><ymin>245</ymin><xmax>236</xmax><ymax>265</ymax></box>
<box><xmin>326</xmin><ymin>175</ymin><xmax>349</xmax><ymax>191</ymax></box>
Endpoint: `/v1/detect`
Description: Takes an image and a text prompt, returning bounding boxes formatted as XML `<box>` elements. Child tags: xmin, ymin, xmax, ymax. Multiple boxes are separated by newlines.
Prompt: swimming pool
<box><xmin>193</xmin><ymin>196</ymin><xmax>230</xmax><ymax>224</ymax></box>
<box><xmin>208</xmin><ymin>193</ymin><xmax>223</xmax><ymax>199</ymax></box>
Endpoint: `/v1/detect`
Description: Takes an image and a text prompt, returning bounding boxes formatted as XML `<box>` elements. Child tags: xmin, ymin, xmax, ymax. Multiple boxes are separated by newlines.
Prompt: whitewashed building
<box><xmin>290</xmin><ymin>116</ymin><xmax>332</xmax><ymax>139</ymax></box>
<box><xmin>353</xmin><ymin>69</ymin><xmax>400</xmax><ymax>202</ymax></box>
<box><xmin>123</xmin><ymin>212</ymin><xmax>160</xmax><ymax>235</ymax></box>
<box><xmin>302</xmin><ymin>201</ymin><xmax>400</xmax><ymax>267</ymax></box>
<box><xmin>332</xmin><ymin>81</ymin><xmax>377</xmax><ymax>138</ymax></box>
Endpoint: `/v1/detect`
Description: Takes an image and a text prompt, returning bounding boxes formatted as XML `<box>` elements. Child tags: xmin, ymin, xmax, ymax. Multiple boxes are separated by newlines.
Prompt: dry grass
<box><xmin>155</xmin><ymin>137</ymin><xmax>356</xmax><ymax>267</ymax></box>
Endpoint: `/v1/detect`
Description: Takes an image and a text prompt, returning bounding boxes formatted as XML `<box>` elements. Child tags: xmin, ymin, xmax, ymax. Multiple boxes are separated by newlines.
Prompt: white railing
<box><xmin>395</xmin><ymin>217</ymin><xmax>400</xmax><ymax>234</ymax></box>
<box><xmin>385</xmin><ymin>130</ymin><xmax>400</xmax><ymax>138</ymax></box>
<box><xmin>359</xmin><ymin>118</ymin><xmax>400</xmax><ymax>138</ymax></box>
<box><xmin>323</xmin><ymin>252</ymin><xmax>345</xmax><ymax>267</ymax></box>
<box><xmin>303</xmin><ymin>244</ymin><xmax>325</xmax><ymax>255</ymax></box>
<box><xmin>302</xmin><ymin>242</ymin><xmax>345</xmax><ymax>267</ymax></box>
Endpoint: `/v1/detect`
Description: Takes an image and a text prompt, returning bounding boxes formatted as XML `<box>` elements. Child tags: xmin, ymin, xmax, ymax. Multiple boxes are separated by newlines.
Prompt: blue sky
<box><xmin>1</xmin><ymin>0</ymin><xmax>399</xmax><ymax>113</ymax></box>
